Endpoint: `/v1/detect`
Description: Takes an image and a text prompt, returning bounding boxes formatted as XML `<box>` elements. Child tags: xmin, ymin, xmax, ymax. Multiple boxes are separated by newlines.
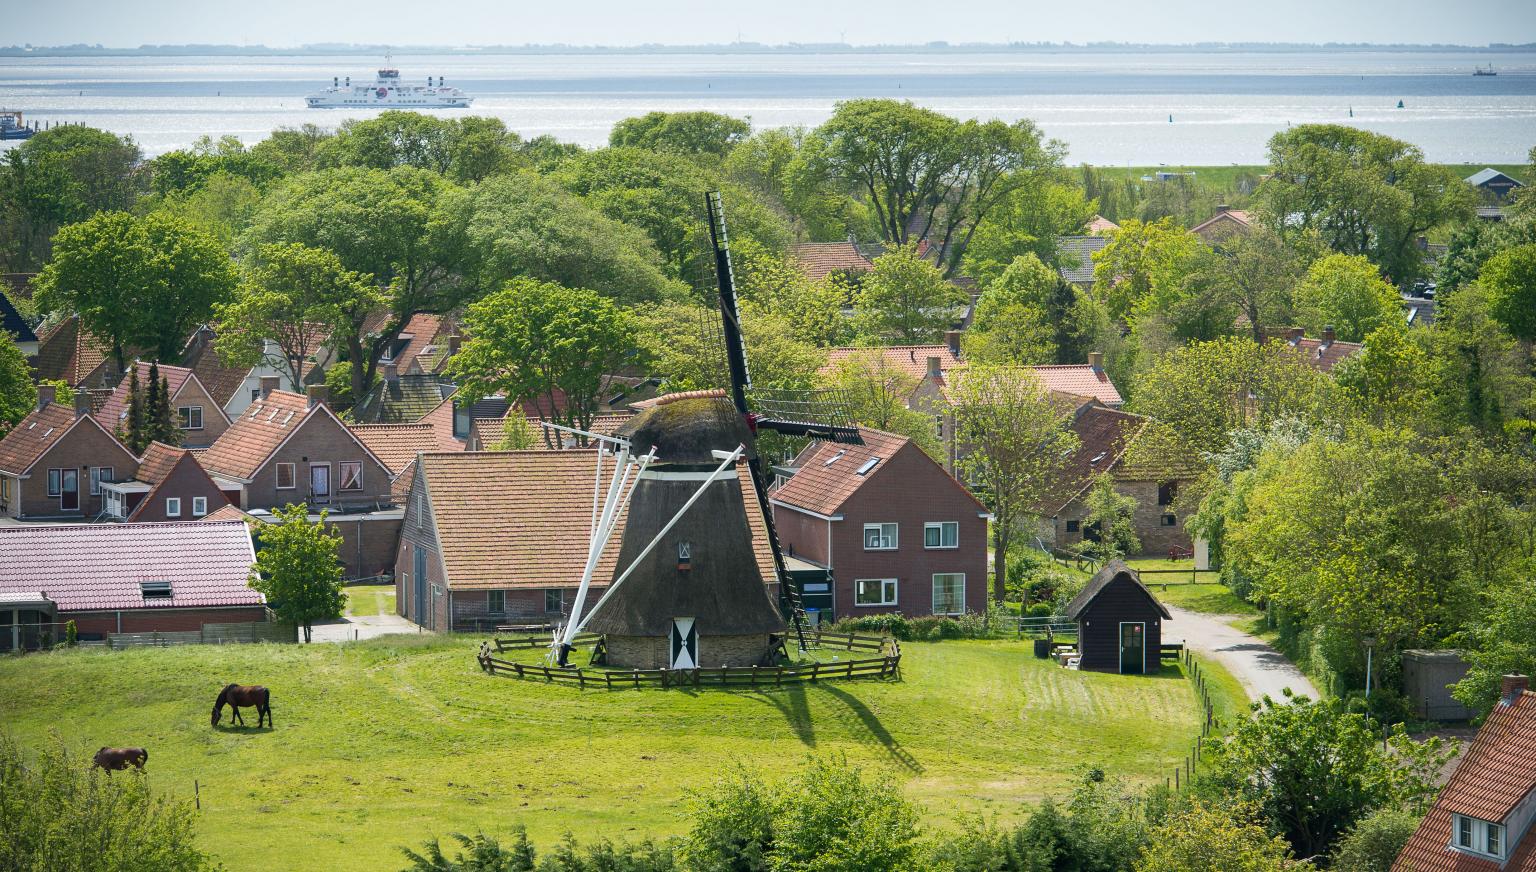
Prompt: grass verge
<box><xmin>344</xmin><ymin>584</ymin><xmax>395</xmax><ymax>618</ymax></box>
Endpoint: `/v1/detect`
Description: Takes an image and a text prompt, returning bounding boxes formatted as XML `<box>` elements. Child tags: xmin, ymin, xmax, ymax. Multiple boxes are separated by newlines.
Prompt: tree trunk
<box><xmin>993</xmin><ymin>523</ymin><xmax>1010</xmax><ymax>605</ymax></box>
<box><xmin>302</xmin><ymin>621</ymin><xmax>311</xmax><ymax>643</ymax></box>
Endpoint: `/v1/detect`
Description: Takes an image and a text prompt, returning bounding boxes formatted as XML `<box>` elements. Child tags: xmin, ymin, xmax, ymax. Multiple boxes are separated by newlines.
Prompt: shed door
<box><xmin>413</xmin><ymin>545</ymin><xmax>428</xmax><ymax>627</ymax></box>
<box><xmin>1120</xmin><ymin>622</ymin><xmax>1145</xmax><ymax>674</ymax></box>
<box><xmin>670</xmin><ymin>617</ymin><xmax>698</xmax><ymax>670</ymax></box>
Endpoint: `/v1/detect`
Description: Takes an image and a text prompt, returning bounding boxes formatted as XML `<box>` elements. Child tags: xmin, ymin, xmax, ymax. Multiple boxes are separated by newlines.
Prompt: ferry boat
<box><xmin>306</xmin><ymin>61</ymin><xmax>472</xmax><ymax>109</ymax></box>
<box><xmin>1474</xmin><ymin>64</ymin><xmax>1497</xmax><ymax>77</ymax></box>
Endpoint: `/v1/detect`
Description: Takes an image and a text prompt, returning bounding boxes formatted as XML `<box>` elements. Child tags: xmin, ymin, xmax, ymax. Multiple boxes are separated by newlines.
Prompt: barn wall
<box><xmin>1077</xmin><ymin>575</ymin><xmax>1165</xmax><ymax>673</ymax></box>
<box><xmin>67</xmin><ymin>606</ymin><xmax>270</xmax><ymax>638</ymax></box>
<box><xmin>395</xmin><ymin>471</ymin><xmax>447</xmax><ymax>630</ymax></box>
<box><xmin>326</xmin><ymin>515</ymin><xmax>402</xmax><ymax>580</ymax></box>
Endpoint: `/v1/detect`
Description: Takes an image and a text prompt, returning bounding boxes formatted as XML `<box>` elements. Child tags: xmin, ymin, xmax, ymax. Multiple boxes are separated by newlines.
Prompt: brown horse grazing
<box><xmin>93</xmin><ymin>747</ymin><xmax>148</xmax><ymax>772</ymax></box>
<box><xmin>212</xmin><ymin>683</ymin><xmax>272</xmax><ymax>728</ymax></box>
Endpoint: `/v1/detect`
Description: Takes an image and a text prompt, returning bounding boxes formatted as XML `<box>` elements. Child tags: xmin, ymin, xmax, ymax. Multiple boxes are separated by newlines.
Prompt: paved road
<box><xmin>304</xmin><ymin>613</ymin><xmax>421</xmax><ymax>643</ymax></box>
<box><xmin>1164</xmin><ymin>604</ymin><xmax>1319</xmax><ymax>703</ymax></box>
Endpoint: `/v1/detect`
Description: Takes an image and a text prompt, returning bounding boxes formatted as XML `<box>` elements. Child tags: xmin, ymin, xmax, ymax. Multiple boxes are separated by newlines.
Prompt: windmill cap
<box><xmin>617</xmin><ymin>397</ymin><xmax>757</xmax><ymax>466</ymax></box>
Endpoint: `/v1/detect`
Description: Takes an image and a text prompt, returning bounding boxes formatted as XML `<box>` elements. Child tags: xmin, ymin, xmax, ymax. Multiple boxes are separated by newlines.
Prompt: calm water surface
<box><xmin>0</xmin><ymin>51</ymin><xmax>1532</xmax><ymax>164</ymax></box>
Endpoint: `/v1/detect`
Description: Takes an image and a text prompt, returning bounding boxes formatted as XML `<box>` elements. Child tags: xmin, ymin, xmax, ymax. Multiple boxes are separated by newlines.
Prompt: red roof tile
<box><xmin>773</xmin><ymin>427</ymin><xmax>987</xmax><ymax>519</ymax></box>
<box><xmin>1044</xmin><ymin>404</ymin><xmax>1148</xmax><ymax>513</ymax></box>
<box><xmin>31</xmin><ymin>315</ymin><xmax>118</xmax><ymax>387</ymax></box>
<box><xmin>0</xmin><ymin>520</ymin><xmax>262</xmax><ymax>611</ymax></box>
<box><xmin>820</xmin><ymin>345</ymin><xmax>962</xmax><ymax>383</ymax></box>
<box><xmin>181</xmin><ymin>327</ymin><xmax>251</xmax><ymax>409</ymax></box>
<box><xmin>0</xmin><ymin>403</ymin><xmax>132</xmax><ymax>476</ymax></box>
<box><xmin>791</xmin><ymin>242</ymin><xmax>874</xmax><ymax>281</ymax></box>
<box><xmin>198</xmin><ymin>390</ymin><xmax>314</xmax><ymax>482</ymax></box>
<box><xmin>1030</xmin><ymin>365</ymin><xmax>1124</xmax><ymax>407</ymax></box>
<box><xmin>133</xmin><ymin>441</ymin><xmax>185</xmax><ymax>485</ymax></box>
<box><xmin>92</xmin><ymin>361</ymin><xmax>195</xmax><ymax>433</ymax></box>
<box><xmin>1395</xmin><ymin>690</ymin><xmax>1536</xmax><ymax>872</ymax></box>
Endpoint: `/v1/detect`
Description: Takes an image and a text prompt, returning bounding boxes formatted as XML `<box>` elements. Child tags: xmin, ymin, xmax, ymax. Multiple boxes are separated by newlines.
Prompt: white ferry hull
<box><xmin>306</xmin><ymin>65</ymin><xmax>474</xmax><ymax>109</ymax></box>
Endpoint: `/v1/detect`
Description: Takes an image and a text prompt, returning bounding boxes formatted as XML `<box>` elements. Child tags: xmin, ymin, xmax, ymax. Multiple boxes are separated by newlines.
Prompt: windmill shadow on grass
<box><xmin>816</xmin><ymin>684</ymin><xmax>923</xmax><ymax>774</ymax></box>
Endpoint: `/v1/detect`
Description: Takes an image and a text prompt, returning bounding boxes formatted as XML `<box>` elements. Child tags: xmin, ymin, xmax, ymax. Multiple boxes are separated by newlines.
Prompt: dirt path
<box><xmin>1164</xmin><ymin>605</ymin><xmax>1319</xmax><ymax>703</ymax></box>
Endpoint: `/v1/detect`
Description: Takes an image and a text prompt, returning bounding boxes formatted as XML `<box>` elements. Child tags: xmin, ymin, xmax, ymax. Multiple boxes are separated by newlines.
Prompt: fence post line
<box><xmin>194</xmin><ymin>779</ymin><xmax>200</xmax><ymax>810</ymax></box>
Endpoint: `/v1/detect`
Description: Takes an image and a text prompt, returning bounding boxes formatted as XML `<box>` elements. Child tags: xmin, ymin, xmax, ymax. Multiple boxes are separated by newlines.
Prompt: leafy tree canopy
<box><xmin>852</xmin><ymin>243</ymin><xmax>967</xmax><ymax>344</ymax></box>
<box><xmin>1291</xmin><ymin>253</ymin><xmax>1403</xmax><ymax>343</ymax></box>
<box><xmin>248</xmin><ymin>503</ymin><xmax>346</xmax><ymax>643</ymax></box>
<box><xmin>609</xmin><ymin>111</ymin><xmax>751</xmax><ymax>159</ymax></box>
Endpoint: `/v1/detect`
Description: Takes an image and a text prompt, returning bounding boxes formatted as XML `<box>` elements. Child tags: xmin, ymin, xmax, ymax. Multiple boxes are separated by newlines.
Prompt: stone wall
<box><xmin>603</xmin><ymin>633</ymin><xmax>774</xmax><ymax>669</ymax></box>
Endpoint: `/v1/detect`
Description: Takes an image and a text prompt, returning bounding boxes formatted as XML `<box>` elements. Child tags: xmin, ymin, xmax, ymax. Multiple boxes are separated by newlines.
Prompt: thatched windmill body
<box><xmin>553</xmin><ymin>193</ymin><xmax>860</xmax><ymax>670</ymax></box>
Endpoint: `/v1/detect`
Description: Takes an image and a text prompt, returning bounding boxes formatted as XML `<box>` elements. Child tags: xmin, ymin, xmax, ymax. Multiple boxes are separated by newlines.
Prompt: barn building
<box><xmin>1065</xmin><ymin>560</ymin><xmax>1171</xmax><ymax>674</ymax></box>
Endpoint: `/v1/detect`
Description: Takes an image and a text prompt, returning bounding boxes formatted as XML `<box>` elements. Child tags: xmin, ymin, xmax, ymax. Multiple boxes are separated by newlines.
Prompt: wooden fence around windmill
<box><xmin>476</xmin><ymin>630</ymin><xmax>901</xmax><ymax>689</ymax></box>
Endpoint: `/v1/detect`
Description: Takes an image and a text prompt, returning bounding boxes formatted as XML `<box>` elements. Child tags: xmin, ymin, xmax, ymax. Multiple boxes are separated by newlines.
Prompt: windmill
<box><xmin>547</xmin><ymin>192</ymin><xmax>861</xmax><ymax>670</ymax></box>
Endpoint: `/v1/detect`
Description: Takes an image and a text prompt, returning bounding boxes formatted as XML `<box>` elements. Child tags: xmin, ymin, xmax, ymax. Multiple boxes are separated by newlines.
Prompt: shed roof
<box><xmin>1394</xmin><ymin>689</ymin><xmax>1536</xmax><ymax>871</ymax></box>
<box><xmin>1065</xmin><ymin>560</ymin><xmax>1172</xmax><ymax>621</ymax></box>
<box><xmin>791</xmin><ymin>242</ymin><xmax>875</xmax><ymax>281</ymax></box>
<box><xmin>1467</xmin><ymin>168</ymin><xmax>1525</xmax><ymax>187</ymax></box>
<box><xmin>0</xmin><ymin>520</ymin><xmax>262</xmax><ymax>611</ymax></box>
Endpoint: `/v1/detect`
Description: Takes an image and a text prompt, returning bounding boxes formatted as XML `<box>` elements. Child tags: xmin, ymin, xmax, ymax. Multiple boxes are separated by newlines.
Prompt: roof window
<box><xmin>823</xmin><ymin>450</ymin><xmax>847</xmax><ymax>467</ymax></box>
<box><xmin>855</xmin><ymin>457</ymin><xmax>880</xmax><ymax>476</ymax></box>
<box><xmin>1090</xmin><ymin>452</ymin><xmax>1108</xmax><ymax>464</ymax></box>
<box><xmin>140</xmin><ymin>580</ymin><xmax>173</xmax><ymax>599</ymax></box>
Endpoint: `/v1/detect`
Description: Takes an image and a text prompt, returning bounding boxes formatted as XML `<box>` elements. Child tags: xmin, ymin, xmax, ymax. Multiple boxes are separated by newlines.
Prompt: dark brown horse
<box><xmin>212</xmin><ymin>683</ymin><xmax>272</xmax><ymax>728</ymax></box>
<box><xmin>93</xmin><ymin>747</ymin><xmax>147</xmax><ymax>772</ymax></box>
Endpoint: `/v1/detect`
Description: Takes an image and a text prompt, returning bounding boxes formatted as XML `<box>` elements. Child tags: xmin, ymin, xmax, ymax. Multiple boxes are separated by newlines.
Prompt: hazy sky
<box><xmin>6</xmin><ymin>0</ymin><xmax>1535</xmax><ymax>47</ymax></box>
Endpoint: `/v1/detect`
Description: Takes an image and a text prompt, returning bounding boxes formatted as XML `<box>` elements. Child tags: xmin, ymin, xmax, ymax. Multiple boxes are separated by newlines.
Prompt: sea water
<box><xmin>0</xmin><ymin>49</ymin><xmax>1531</xmax><ymax>164</ymax></box>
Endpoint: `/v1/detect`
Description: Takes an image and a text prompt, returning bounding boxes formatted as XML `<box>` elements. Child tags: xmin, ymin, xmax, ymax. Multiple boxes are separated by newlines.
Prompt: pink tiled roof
<box><xmin>791</xmin><ymin>242</ymin><xmax>874</xmax><ymax>281</ymax></box>
<box><xmin>1030</xmin><ymin>364</ymin><xmax>1123</xmax><ymax>407</ymax></box>
<box><xmin>819</xmin><ymin>345</ymin><xmax>961</xmax><ymax>382</ymax></box>
<box><xmin>1394</xmin><ymin>690</ymin><xmax>1536</xmax><ymax>872</ymax></box>
<box><xmin>93</xmin><ymin>361</ymin><xmax>195</xmax><ymax>433</ymax></box>
<box><xmin>1087</xmin><ymin>215</ymin><xmax>1120</xmax><ymax>235</ymax></box>
<box><xmin>0</xmin><ymin>520</ymin><xmax>262</xmax><ymax>611</ymax></box>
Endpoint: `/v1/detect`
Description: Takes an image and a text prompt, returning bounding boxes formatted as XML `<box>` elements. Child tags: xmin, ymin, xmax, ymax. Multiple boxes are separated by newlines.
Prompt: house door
<box><xmin>1120</xmin><ymin>622</ymin><xmax>1145</xmax><ymax>674</ymax></box>
<box><xmin>669</xmin><ymin>617</ymin><xmax>698</xmax><ymax>670</ymax></box>
<box><xmin>309</xmin><ymin>464</ymin><xmax>331</xmax><ymax>502</ymax></box>
<box><xmin>60</xmin><ymin>469</ymin><xmax>79</xmax><ymax>511</ymax></box>
<box><xmin>413</xmin><ymin>545</ymin><xmax>428</xmax><ymax>627</ymax></box>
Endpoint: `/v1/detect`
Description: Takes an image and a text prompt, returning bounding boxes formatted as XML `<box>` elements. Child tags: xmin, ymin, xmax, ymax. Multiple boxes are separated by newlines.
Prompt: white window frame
<box><xmin>165</xmin><ymin>497</ymin><xmax>182</xmax><ymax>518</ymax></box>
<box><xmin>932</xmin><ymin>573</ymin><xmax>966</xmax><ymax>616</ymax></box>
<box><xmin>924</xmin><ymin>521</ymin><xmax>959</xmax><ymax>549</ymax></box>
<box><xmin>863</xmin><ymin>522</ymin><xmax>897</xmax><ymax>551</ymax></box>
<box><xmin>339</xmin><ymin>460</ymin><xmax>363</xmax><ymax>491</ymax></box>
<box><xmin>192</xmin><ymin>496</ymin><xmax>208</xmax><ymax>517</ymax></box>
<box><xmin>90</xmin><ymin>466</ymin><xmax>113</xmax><ymax>496</ymax></box>
<box><xmin>487</xmin><ymin>590</ymin><xmax>506</xmax><ymax>614</ymax></box>
<box><xmin>854</xmin><ymin>578</ymin><xmax>898</xmax><ymax>607</ymax></box>
<box><xmin>275</xmin><ymin>462</ymin><xmax>296</xmax><ymax>490</ymax></box>
<box><xmin>1451</xmin><ymin>814</ymin><xmax>1506</xmax><ymax>860</ymax></box>
<box><xmin>178</xmin><ymin>405</ymin><xmax>204</xmax><ymax>430</ymax></box>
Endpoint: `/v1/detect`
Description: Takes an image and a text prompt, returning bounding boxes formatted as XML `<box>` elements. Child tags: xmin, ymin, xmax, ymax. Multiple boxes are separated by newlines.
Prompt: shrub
<box><xmin>1330</xmin><ymin>807</ymin><xmax>1421</xmax><ymax>872</ymax></box>
<box><xmin>399</xmin><ymin>827</ymin><xmax>676</xmax><ymax>872</ymax></box>
<box><xmin>0</xmin><ymin>733</ymin><xmax>214</xmax><ymax>871</ymax></box>
<box><xmin>64</xmin><ymin>619</ymin><xmax>77</xmax><ymax>647</ymax></box>
<box><xmin>1026</xmin><ymin>602</ymin><xmax>1054</xmax><ymax>619</ymax></box>
<box><xmin>828</xmin><ymin>613</ymin><xmax>911</xmax><ymax>639</ymax></box>
<box><xmin>936</xmin><ymin>618</ymin><xmax>963</xmax><ymax>639</ymax></box>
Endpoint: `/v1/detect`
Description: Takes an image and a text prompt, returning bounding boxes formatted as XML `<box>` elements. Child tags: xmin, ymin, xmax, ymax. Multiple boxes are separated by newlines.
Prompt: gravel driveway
<box><xmin>1164</xmin><ymin>604</ymin><xmax>1319</xmax><ymax>703</ymax></box>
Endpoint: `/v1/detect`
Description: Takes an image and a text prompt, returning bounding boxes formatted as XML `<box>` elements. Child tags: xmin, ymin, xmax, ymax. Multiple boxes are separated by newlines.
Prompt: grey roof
<box><xmin>1403</xmin><ymin>297</ymin><xmax>1436</xmax><ymax>327</ymax></box>
<box><xmin>1466</xmin><ymin>168</ymin><xmax>1525</xmax><ymax>187</ymax></box>
<box><xmin>1065</xmin><ymin>559</ymin><xmax>1172</xmax><ymax>621</ymax></box>
<box><xmin>0</xmin><ymin>292</ymin><xmax>35</xmax><ymax>344</ymax></box>
<box><xmin>351</xmin><ymin>374</ymin><xmax>455</xmax><ymax>424</ymax></box>
<box><xmin>1056</xmin><ymin>236</ymin><xmax>1110</xmax><ymax>286</ymax></box>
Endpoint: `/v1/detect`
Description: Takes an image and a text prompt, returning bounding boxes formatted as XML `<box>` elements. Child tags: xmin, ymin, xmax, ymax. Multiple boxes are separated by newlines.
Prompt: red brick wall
<box><xmin>128</xmin><ymin>457</ymin><xmax>231</xmax><ymax>522</ymax></box>
<box><xmin>173</xmin><ymin>378</ymin><xmax>231</xmax><ymax>449</ymax></box>
<box><xmin>244</xmin><ymin>410</ymin><xmax>393</xmax><ymax>511</ymax></box>
<box><xmin>67</xmin><ymin>606</ymin><xmax>269</xmax><ymax>636</ymax></box>
<box><xmin>1051</xmin><ymin>479</ymin><xmax>1192</xmax><ymax>558</ymax></box>
<box><xmin>395</xmin><ymin>473</ymin><xmax>448</xmax><ymax>630</ymax></box>
<box><xmin>19</xmin><ymin>419</ymin><xmax>138</xmax><ymax>519</ymax></box>
<box><xmin>772</xmin><ymin>505</ymin><xmax>831</xmax><ymax>565</ymax></box>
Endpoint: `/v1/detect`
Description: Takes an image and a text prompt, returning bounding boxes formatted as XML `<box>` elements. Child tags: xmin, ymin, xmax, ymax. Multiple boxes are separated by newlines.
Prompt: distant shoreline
<box><xmin>3</xmin><ymin>42</ymin><xmax>1535</xmax><ymax>58</ymax></box>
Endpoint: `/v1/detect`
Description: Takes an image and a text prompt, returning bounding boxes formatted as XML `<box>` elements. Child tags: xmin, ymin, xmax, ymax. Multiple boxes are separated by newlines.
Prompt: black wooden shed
<box><xmin>1065</xmin><ymin>560</ymin><xmax>1171</xmax><ymax>674</ymax></box>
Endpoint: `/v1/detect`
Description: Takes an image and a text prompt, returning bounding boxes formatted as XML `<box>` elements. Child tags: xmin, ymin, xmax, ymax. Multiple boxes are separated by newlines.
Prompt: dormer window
<box><xmin>140</xmin><ymin>580</ymin><xmax>173</xmax><ymax>599</ymax></box>
<box><xmin>1452</xmin><ymin>814</ymin><xmax>1506</xmax><ymax>860</ymax></box>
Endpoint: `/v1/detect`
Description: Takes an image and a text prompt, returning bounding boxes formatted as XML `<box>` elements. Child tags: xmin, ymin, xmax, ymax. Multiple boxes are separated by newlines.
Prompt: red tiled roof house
<box><xmin>92</xmin><ymin>361</ymin><xmax>233</xmax><ymax>449</ymax></box>
<box><xmin>101</xmin><ymin>441</ymin><xmax>232</xmax><ymax>523</ymax></box>
<box><xmin>771</xmin><ymin>428</ymin><xmax>991</xmax><ymax>620</ymax></box>
<box><xmin>0</xmin><ymin>387</ymin><xmax>139</xmax><ymax>520</ymax></box>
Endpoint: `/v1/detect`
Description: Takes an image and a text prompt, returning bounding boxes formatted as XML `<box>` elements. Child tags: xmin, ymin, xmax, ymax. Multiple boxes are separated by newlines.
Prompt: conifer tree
<box><xmin>123</xmin><ymin>367</ymin><xmax>146</xmax><ymax>453</ymax></box>
<box><xmin>150</xmin><ymin>368</ymin><xmax>180</xmax><ymax>447</ymax></box>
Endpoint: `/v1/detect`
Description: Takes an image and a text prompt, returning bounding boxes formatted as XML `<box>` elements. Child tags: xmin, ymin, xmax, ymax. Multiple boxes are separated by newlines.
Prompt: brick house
<box><xmin>770</xmin><ymin>427</ymin><xmax>991</xmax><ymax>620</ymax></box>
<box><xmin>29</xmin><ymin>315</ymin><xmax>131</xmax><ymax>389</ymax></box>
<box><xmin>101</xmin><ymin>441</ymin><xmax>231</xmax><ymax>522</ymax></box>
<box><xmin>1040</xmin><ymin>403</ymin><xmax>1201</xmax><ymax>558</ymax></box>
<box><xmin>199</xmin><ymin>382</ymin><xmax>399</xmax><ymax>579</ymax></box>
<box><xmin>180</xmin><ymin>326</ymin><xmax>338</xmax><ymax>419</ymax></box>
<box><xmin>92</xmin><ymin>361</ymin><xmax>232</xmax><ymax>449</ymax></box>
<box><xmin>0</xmin><ymin>519</ymin><xmax>266</xmax><ymax>646</ymax></box>
<box><xmin>1268</xmin><ymin>326</ymin><xmax>1364</xmax><ymax>373</ymax></box>
<box><xmin>0</xmin><ymin>388</ymin><xmax>138</xmax><ymax>520</ymax></box>
<box><xmin>398</xmin><ymin>450</ymin><xmax>775</xmax><ymax>632</ymax></box>
<box><xmin>1395</xmin><ymin>675</ymin><xmax>1536</xmax><ymax>870</ymax></box>
<box><xmin>1189</xmin><ymin>206</ymin><xmax>1253</xmax><ymax>245</ymax></box>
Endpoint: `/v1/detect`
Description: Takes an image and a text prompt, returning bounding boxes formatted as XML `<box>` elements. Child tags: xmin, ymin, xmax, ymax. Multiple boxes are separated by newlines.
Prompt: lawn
<box><xmin>344</xmin><ymin>583</ymin><xmax>396</xmax><ymax>618</ymax></box>
<box><xmin>1124</xmin><ymin>559</ymin><xmax>1258</xmax><ymax>617</ymax></box>
<box><xmin>0</xmin><ymin>636</ymin><xmax>1221</xmax><ymax>871</ymax></box>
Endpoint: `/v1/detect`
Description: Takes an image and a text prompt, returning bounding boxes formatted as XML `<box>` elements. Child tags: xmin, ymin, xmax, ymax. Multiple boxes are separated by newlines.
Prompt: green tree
<box><xmin>248</xmin><ymin>503</ymin><xmax>346</xmax><ymax>643</ymax></box>
<box><xmin>123</xmin><ymin>366</ymin><xmax>146</xmax><ymax>453</ymax></box>
<box><xmin>244</xmin><ymin>166</ymin><xmax>471</xmax><ymax>400</ymax></box>
<box><xmin>950</xmin><ymin>366</ymin><xmax>1079</xmax><ymax>604</ymax></box>
<box><xmin>723</xmin><ymin>127</ymin><xmax>869</xmax><ymax>242</ymax></box>
<box><xmin>610</xmin><ymin>111</ymin><xmax>751</xmax><ymax>159</ymax></box>
<box><xmin>494</xmin><ymin>410</ymin><xmax>539</xmax><ymax>451</ymax></box>
<box><xmin>0</xmin><ymin>734</ymin><xmax>215</xmax><ymax>871</ymax></box>
<box><xmin>35</xmin><ymin>210</ymin><xmax>237</xmax><ymax>367</ymax></box>
<box><xmin>852</xmin><ymin>244</ymin><xmax>967</xmax><ymax>344</ymax></box>
<box><xmin>216</xmin><ymin>242</ymin><xmax>381</xmax><ymax>392</ymax></box>
<box><xmin>1480</xmin><ymin>243</ymin><xmax>1536</xmax><ymax>343</ymax></box>
<box><xmin>145</xmin><ymin>363</ymin><xmax>181</xmax><ymax>449</ymax></box>
<box><xmin>150</xmin><ymin>171</ymin><xmax>265</xmax><ymax>247</ymax></box>
<box><xmin>1091</xmin><ymin>218</ymin><xmax>1227</xmax><ymax>340</ymax></box>
<box><xmin>1135</xmin><ymin>800</ymin><xmax>1303</xmax><ymax>872</ymax></box>
<box><xmin>1083</xmin><ymin>475</ymin><xmax>1140</xmax><ymax>560</ymax></box>
<box><xmin>0</xmin><ymin>125</ymin><xmax>142</xmax><ymax>270</ymax></box>
<box><xmin>1419</xmin><ymin>282</ymin><xmax>1534</xmax><ymax>435</ymax></box>
<box><xmin>1332</xmin><ymin>322</ymin><xmax>1440</xmax><ymax>428</ymax></box>
<box><xmin>818</xmin><ymin>349</ymin><xmax>942</xmax><ymax>458</ymax></box>
<box><xmin>447</xmin><ymin>279</ymin><xmax>637</xmax><ymax>439</ymax></box>
<box><xmin>0</xmin><ymin>335</ymin><xmax>35</xmax><ymax>435</ymax></box>
<box><xmin>1254</xmin><ymin>124</ymin><xmax>1474</xmax><ymax>283</ymax></box>
<box><xmin>1129</xmin><ymin>336</ymin><xmax>1332</xmax><ymax>458</ymax></box>
<box><xmin>1291</xmin><ymin>253</ymin><xmax>1402</xmax><ymax>343</ymax></box>
<box><xmin>730</xmin><ymin>239</ymin><xmax>850</xmax><ymax>346</ymax></box>
<box><xmin>1210</xmin><ymin>227</ymin><xmax>1315</xmax><ymax>341</ymax></box>
<box><xmin>1330</xmin><ymin>807</ymin><xmax>1421</xmax><ymax>872</ymax></box>
<box><xmin>1196</xmin><ymin>693</ymin><xmax>1447</xmax><ymax>859</ymax></box>
<box><xmin>322</xmin><ymin>110</ymin><xmax>456</xmax><ymax>173</ymax></box>
<box><xmin>961</xmin><ymin>181</ymin><xmax>1094</xmax><ymax>288</ymax></box>
<box><xmin>635</xmin><ymin>301</ymin><xmax>821</xmax><ymax>398</ymax></box>
<box><xmin>962</xmin><ymin>253</ymin><xmax>1058</xmax><ymax>366</ymax></box>
<box><xmin>248</xmin><ymin>123</ymin><xmax>333</xmax><ymax>175</ymax></box>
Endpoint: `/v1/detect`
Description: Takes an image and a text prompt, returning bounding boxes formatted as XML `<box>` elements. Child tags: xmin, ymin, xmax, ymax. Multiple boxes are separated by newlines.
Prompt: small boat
<box><xmin>0</xmin><ymin>111</ymin><xmax>35</xmax><ymax>140</ymax></box>
<box><xmin>1474</xmin><ymin>64</ymin><xmax>1497</xmax><ymax>77</ymax></box>
<box><xmin>1397</xmin><ymin>100</ymin><xmax>1405</xmax><ymax>109</ymax></box>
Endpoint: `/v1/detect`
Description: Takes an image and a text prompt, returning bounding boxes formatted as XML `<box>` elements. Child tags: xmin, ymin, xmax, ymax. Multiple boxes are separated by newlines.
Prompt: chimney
<box><xmin>307</xmin><ymin>384</ymin><xmax>330</xmax><ymax>409</ymax></box>
<box><xmin>926</xmin><ymin>356</ymin><xmax>942</xmax><ymax>378</ymax></box>
<box><xmin>1503</xmin><ymin>674</ymin><xmax>1530</xmax><ymax>705</ymax></box>
<box><xmin>259</xmin><ymin>376</ymin><xmax>281</xmax><ymax>399</ymax></box>
<box><xmin>1088</xmin><ymin>351</ymin><xmax>1104</xmax><ymax>373</ymax></box>
<box><xmin>384</xmin><ymin>362</ymin><xmax>399</xmax><ymax>384</ymax></box>
<box><xmin>1415</xmin><ymin>235</ymin><xmax>1429</xmax><ymax>251</ymax></box>
<box><xmin>447</xmin><ymin>334</ymin><xmax>461</xmax><ymax>357</ymax></box>
<box><xmin>945</xmin><ymin>329</ymin><xmax>962</xmax><ymax>356</ymax></box>
<box><xmin>1322</xmin><ymin>326</ymin><xmax>1336</xmax><ymax>346</ymax></box>
<box><xmin>36</xmin><ymin>384</ymin><xmax>56</xmax><ymax>411</ymax></box>
<box><xmin>74</xmin><ymin>392</ymin><xmax>92</xmax><ymax>418</ymax></box>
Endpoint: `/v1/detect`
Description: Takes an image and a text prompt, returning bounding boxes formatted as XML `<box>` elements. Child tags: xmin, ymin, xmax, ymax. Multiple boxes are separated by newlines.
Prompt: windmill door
<box><xmin>669</xmin><ymin>617</ymin><xmax>698</xmax><ymax>670</ymax></box>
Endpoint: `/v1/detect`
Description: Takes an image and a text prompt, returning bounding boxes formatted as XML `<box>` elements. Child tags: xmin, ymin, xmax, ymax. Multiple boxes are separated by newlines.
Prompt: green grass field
<box><xmin>0</xmin><ymin>636</ymin><xmax>1237</xmax><ymax>871</ymax></box>
<box><xmin>344</xmin><ymin>584</ymin><xmax>396</xmax><ymax>618</ymax></box>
